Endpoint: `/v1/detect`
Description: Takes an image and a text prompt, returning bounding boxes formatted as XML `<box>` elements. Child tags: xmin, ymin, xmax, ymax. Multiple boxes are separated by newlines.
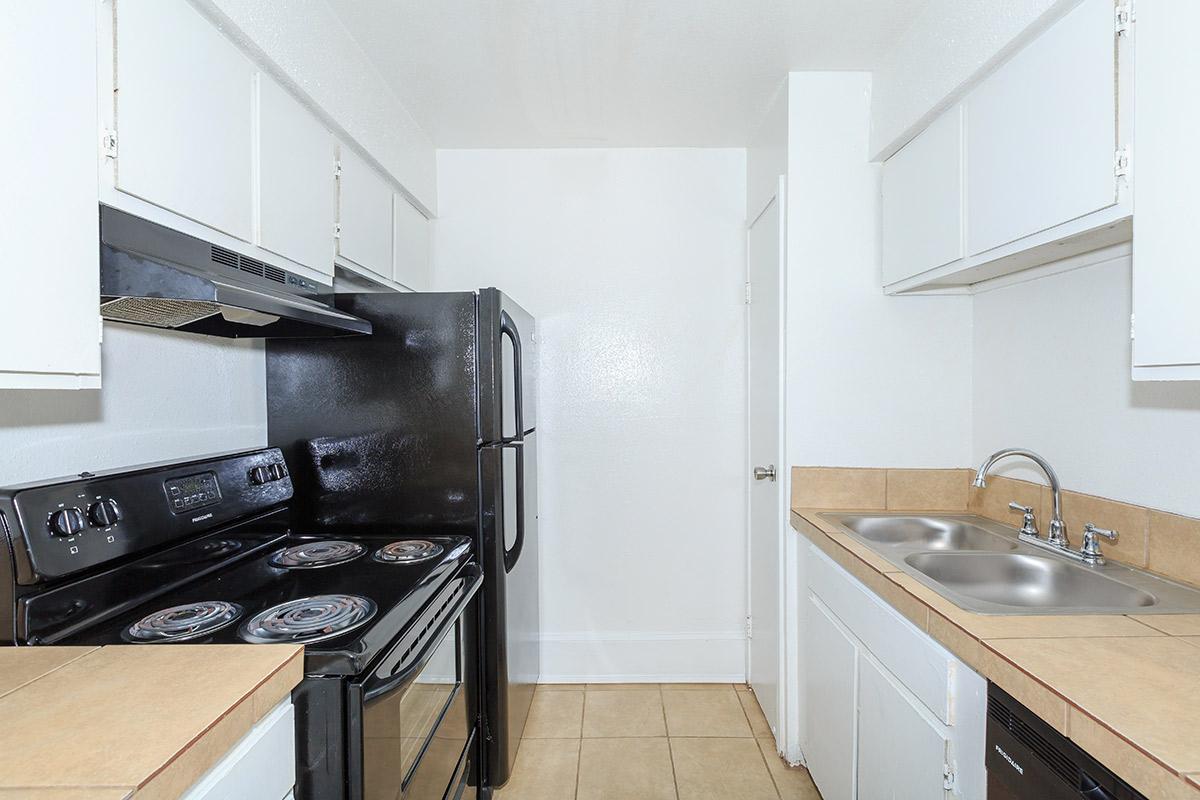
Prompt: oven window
<box><xmin>363</xmin><ymin>622</ymin><xmax>463</xmax><ymax>799</ymax></box>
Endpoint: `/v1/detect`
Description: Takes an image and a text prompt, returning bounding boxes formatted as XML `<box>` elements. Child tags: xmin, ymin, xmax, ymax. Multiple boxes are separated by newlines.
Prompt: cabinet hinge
<box><xmin>334</xmin><ymin>160</ymin><xmax>343</xmax><ymax>178</ymax></box>
<box><xmin>334</xmin><ymin>222</ymin><xmax>342</xmax><ymax>239</ymax></box>
<box><xmin>745</xmin><ymin>615</ymin><xmax>753</xmax><ymax>639</ymax></box>
<box><xmin>943</xmin><ymin>764</ymin><xmax>955</xmax><ymax>792</ymax></box>
<box><xmin>744</xmin><ymin>282</ymin><xmax>753</xmax><ymax>305</ymax></box>
<box><xmin>1114</xmin><ymin>145</ymin><xmax>1131</xmax><ymax>179</ymax></box>
<box><xmin>1115</xmin><ymin>1</ymin><xmax>1134</xmax><ymax>36</ymax></box>
<box><xmin>101</xmin><ymin>129</ymin><xmax>117</xmax><ymax>159</ymax></box>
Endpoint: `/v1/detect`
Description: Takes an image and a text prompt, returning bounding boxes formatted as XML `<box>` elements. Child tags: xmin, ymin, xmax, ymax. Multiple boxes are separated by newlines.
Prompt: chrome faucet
<box><xmin>972</xmin><ymin>448</ymin><xmax>1068</xmax><ymax>548</ymax></box>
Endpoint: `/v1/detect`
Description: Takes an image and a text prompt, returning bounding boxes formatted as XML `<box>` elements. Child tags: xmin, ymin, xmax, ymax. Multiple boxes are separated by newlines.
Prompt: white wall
<box><xmin>973</xmin><ymin>250</ymin><xmax>1200</xmax><ymax>518</ymax></box>
<box><xmin>434</xmin><ymin>148</ymin><xmax>748</xmax><ymax>681</ymax></box>
<box><xmin>786</xmin><ymin>73</ymin><xmax>974</xmax><ymax>470</ymax></box>
<box><xmin>0</xmin><ymin>326</ymin><xmax>265</xmax><ymax>485</ymax></box>
<box><xmin>869</xmin><ymin>0</ymin><xmax>1073</xmax><ymax>158</ymax></box>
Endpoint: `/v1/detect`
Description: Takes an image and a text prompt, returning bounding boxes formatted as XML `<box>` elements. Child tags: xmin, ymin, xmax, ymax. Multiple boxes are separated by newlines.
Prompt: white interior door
<box><xmin>747</xmin><ymin>181</ymin><xmax>785</xmax><ymax>738</ymax></box>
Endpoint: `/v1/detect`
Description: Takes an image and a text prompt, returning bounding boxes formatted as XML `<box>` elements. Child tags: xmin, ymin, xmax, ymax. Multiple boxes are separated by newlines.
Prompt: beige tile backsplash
<box><xmin>792</xmin><ymin>465</ymin><xmax>1200</xmax><ymax>589</ymax></box>
<box><xmin>886</xmin><ymin>468</ymin><xmax>971</xmax><ymax>511</ymax></box>
<box><xmin>790</xmin><ymin>467</ymin><xmax>886</xmax><ymax>510</ymax></box>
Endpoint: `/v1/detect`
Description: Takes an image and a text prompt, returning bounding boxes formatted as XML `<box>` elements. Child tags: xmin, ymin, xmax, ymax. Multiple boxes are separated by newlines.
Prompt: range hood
<box><xmin>99</xmin><ymin>207</ymin><xmax>372</xmax><ymax>338</ymax></box>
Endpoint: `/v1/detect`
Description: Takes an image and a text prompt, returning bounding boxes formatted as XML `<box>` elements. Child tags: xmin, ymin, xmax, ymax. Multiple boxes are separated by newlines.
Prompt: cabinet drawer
<box><xmin>180</xmin><ymin>700</ymin><xmax>295</xmax><ymax>800</ymax></box>
<box><xmin>808</xmin><ymin>544</ymin><xmax>954</xmax><ymax>723</ymax></box>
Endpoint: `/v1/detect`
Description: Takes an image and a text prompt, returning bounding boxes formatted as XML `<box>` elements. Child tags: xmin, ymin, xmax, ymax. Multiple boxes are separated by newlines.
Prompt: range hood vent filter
<box><xmin>100</xmin><ymin>297</ymin><xmax>221</xmax><ymax>329</ymax></box>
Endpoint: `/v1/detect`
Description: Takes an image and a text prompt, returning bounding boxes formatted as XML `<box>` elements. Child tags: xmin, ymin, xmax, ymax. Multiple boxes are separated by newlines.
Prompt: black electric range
<box><xmin>0</xmin><ymin>448</ymin><xmax>484</xmax><ymax>800</ymax></box>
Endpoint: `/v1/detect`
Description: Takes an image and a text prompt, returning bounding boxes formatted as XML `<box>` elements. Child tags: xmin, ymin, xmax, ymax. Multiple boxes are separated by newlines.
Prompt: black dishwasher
<box><xmin>986</xmin><ymin>684</ymin><xmax>1147</xmax><ymax>800</ymax></box>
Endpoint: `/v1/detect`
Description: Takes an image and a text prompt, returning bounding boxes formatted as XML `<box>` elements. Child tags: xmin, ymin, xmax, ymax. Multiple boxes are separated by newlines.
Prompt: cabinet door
<box><xmin>858</xmin><ymin>654</ymin><xmax>951</xmax><ymax>800</ymax></box>
<box><xmin>257</xmin><ymin>76</ymin><xmax>336</xmax><ymax>276</ymax></box>
<box><xmin>393</xmin><ymin>194</ymin><xmax>431</xmax><ymax>290</ymax></box>
<box><xmin>882</xmin><ymin>106</ymin><xmax>963</xmax><ymax>285</ymax></box>
<box><xmin>337</xmin><ymin>147</ymin><xmax>393</xmax><ymax>279</ymax></box>
<box><xmin>965</xmin><ymin>0</ymin><xmax>1116</xmax><ymax>256</ymax></box>
<box><xmin>114</xmin><ymin>0</ymin><xmax>254</xmax><ymax>241</ymax></box>
<box><xmin>804</xmin><ymin>596</ymin><xmax>857</xmax><ymax>800</ymax></box>
<box><xmin>1132</xmin><ymin>1</ymin><xmax>1200</xmax><ymax>374</ymax></box>
<box><xmin>0</xmin><ymin>1</ymin><xmax>101</xmax><ymax>388</ymax></box>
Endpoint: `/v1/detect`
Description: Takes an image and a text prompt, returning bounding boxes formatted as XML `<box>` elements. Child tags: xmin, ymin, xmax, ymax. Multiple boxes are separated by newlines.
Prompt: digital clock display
<box><xmin>163</xmin><ymin>471</ymin><xmax>222</xmax><ymax>515</ymax></box>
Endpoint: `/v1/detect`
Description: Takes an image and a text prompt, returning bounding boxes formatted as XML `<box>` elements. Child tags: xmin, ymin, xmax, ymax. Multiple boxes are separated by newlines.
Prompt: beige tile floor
<box><xmin>494</xmin><ymin>683</ymin><xmax>823</xmax><ymax>799</ymax></box>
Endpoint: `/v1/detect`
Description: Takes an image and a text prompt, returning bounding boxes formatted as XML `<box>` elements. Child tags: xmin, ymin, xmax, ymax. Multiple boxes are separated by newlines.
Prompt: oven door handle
<box><xmin>361</xmin><ymin>565</ymin><xmax>483</xmax><ymax>702</ymax></box>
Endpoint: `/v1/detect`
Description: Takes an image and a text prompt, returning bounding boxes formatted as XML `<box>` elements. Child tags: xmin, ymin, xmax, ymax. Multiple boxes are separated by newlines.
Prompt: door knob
<box><xmin>753</xmin><ymin>465</ymin><xmax>776</xmax><ymax>482</ymax></box>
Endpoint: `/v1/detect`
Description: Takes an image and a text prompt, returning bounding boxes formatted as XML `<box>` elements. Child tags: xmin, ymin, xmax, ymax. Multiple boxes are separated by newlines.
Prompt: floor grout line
<box><xmin>738</xmin><ymin>687</ymin><xmax>783</xmax><ymax>799</ymax></box>
<box><xmin>659</xmin><ymin>683</ymin><xmax>682</xmax><ymax>799</ymax></box>
<box><xmin>574</xmin><ymin>689</ymin><xmax>587</xmax><ymax>800</ymax></box>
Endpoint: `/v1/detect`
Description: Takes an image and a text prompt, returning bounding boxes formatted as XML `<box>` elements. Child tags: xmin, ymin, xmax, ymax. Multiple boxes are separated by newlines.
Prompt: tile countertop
<box><xmin>792</xmin><ymin>507</ymin><xmax>1200</xmax><ymax>800</ymax></box>
<box><xmin>0</xmin><ymin>644</ymin><xmax>303</xmax><ymax>800</ymax></box>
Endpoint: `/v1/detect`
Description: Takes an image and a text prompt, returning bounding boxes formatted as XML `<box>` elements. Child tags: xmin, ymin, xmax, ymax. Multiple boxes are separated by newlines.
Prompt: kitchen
<box><xmin>2</xmin><ymin>0</ymin><xmax>1198</xmax><ymax>798</ymax></box>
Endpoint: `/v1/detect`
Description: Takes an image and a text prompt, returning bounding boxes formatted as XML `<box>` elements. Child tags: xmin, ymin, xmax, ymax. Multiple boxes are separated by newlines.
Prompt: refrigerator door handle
<box><xmin>500</xmin><ymin>309</ymin><xmax>524</xmax><ymax>442</ymax></box>
<box><xmin>504</xmin><ymin>443</ymin><xmax>526</xmax><ymax>574</ymax></box>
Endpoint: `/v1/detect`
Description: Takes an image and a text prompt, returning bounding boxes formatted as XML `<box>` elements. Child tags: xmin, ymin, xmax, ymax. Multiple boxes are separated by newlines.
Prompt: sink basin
<box><xmin>819</xmin><ymin>512</ymin><xmax>1200</xmax><ymax>615</ymax></box>
<box><xmin>837</xmin><ymin>515</ymin><xmax>1017</xmax><ymax>552</ymax></box>
<box><xmin>904</xmin><ymin>552</ymin><xmax>1157</xmax><ymax>611</ymax></box>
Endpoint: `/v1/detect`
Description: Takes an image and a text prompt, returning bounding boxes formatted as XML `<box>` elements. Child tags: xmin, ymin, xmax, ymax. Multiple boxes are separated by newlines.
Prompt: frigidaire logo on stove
<box><xmin>190</xmin><ymin>512</ymin><xmax>214</xmax><ymax>524</ymax></box>
<box><xmin>994</xmin><ymin>744</ymin><xmax>1024</xmax><ymax>775</ymax></box>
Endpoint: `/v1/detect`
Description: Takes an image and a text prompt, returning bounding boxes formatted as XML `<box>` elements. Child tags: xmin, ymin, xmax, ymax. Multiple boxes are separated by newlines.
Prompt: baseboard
<box><xmin>540</xmin><ymin>672</ymin><xmax>747</xmax><ymax>684</ymax></box>
<box><xmin>539</xmin><ymin>630</ymin><xmax>746</xmax><ymax>684</ymax></box>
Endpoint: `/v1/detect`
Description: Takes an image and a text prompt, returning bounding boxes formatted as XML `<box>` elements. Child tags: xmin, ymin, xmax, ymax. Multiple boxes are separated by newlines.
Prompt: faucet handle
<box><xmin>1008</xmin><ymin>502</ymin><xmax>1039</xmax><ymax>537</ymax></box>
<box><xmin>1081</xmin><ymin>523</ymin><xmax>1118</xmax><ymax>562</ymax></box>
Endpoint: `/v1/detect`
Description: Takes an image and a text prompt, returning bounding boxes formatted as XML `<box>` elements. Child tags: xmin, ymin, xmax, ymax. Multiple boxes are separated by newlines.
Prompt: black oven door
<box><xmin>348</xmin><ymin>565</ymin><xmax>483</xmax><ymax>800</ymax></box>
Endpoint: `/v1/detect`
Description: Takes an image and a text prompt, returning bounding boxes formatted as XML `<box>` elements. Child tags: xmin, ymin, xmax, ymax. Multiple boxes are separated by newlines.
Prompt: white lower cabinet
<box><xmin>802</xmin><ymin>544</ymin><xmax>986</xmax><ymax>800</ymax></box>
<box><xmin>804</xmin><ymin>597</ymin><xmax>859</xmax><ymax>800</ymax></box>
<box><xmin>857</xmin><ymin>653</ymin><xmax>951</xmax><ymax>800</ymax></box>
<box><xmin>180</xmin><ymin>700</ymin><xmax>296</xmax><ymax>800</ymax></box>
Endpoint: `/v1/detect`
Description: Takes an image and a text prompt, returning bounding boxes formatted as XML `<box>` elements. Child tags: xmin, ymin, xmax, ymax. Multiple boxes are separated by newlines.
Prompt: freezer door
<box><xmin>478</xmin><ymin>289</ymin><xmax>537</xmax><ymax>444</ymax></box>
<box><xmin>478</xmin><ymin>435</ymin><xmax>540</xmax><ymax>786</ymax></box>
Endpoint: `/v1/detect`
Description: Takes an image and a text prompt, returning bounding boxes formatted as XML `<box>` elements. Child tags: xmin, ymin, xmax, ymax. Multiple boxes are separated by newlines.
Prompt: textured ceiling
<box><xmin>325</xmin><ymin>0</ymin><xmax>929</xmax><ymax>148</ymax></box>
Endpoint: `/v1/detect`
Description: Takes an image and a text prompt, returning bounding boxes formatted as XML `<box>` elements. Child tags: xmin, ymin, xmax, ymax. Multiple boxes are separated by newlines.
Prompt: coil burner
<box><xmin>239</xmin><ymin>595</ymin><xmax>377</xmax><ymax>644</ymax></box>
<box><xmin>124</xmin><ymin>601</ymin><xmax>243</xmax><ymax>643</ymax></box>
<box><xmin>374</xmin><ymin>540</ymin><xmax>445</xmax><ymax>565</ymax></box>
<box><xmin>268</xmin><ymin>540</ymin><xmax>366</xmax><ymax>569</ymax></box>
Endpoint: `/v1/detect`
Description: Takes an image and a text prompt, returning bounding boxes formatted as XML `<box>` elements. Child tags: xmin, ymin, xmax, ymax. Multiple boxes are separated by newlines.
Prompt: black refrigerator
<box><xmin>265</xmin><ymin>288</ymin><xmax>540</xmax><ymax>792</ymax></box>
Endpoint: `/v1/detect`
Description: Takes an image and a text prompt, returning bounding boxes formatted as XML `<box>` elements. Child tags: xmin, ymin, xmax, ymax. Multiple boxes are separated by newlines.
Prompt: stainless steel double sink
<box><xmin>820</xmin><ymin>513</ymin><xmax>1200</xmax><ymax>615</ymax></box>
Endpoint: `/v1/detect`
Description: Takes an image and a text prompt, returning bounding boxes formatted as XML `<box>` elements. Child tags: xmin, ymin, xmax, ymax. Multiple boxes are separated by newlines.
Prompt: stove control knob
<box><xmin>49</xmin><ymin>507</ymin><xmax>86</xmax><ymax>537</ymax></box>
<box><xmin>250</xmin><ymin>466</ymin><xmax>271</xmax><ymax>485</ymax></box>
<box><xmin>268</xmin><ymin>463</ymin><xmax>287</xmax><ymax>481</ymax></box>
<box><xmin>88</xmin><ymin>499</ymin><xmax>122</xmax><ymax>528</ymax></box>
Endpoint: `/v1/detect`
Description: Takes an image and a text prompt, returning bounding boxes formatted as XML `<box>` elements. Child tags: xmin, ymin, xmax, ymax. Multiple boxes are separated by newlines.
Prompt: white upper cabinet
<box><xmin>882</xmin><ymin>106</ymin><xmax>964</xmax><ymax>286</ymax></box>
<box><xmin>337</xmin><ymin>147</ymin><xmax>395</xmax><ymax>281</ymax></box>
<box><xmin>257</xmin><ymin>75</ymin><xmax>337</xmax><ymax>277</ymax></box>
<box><xmin>101</xmin><ymin>0</ymin><xmax>433</xmax><ymax>292</ymax></box>
<box><xmin>966</xmin><ymin>0</ymin><xmax>1117</xmax><ymax>256</ymax></box>
<box><xmin>113</xmin><ymin>0</ymin><xmax>255</xmax><ymax>242</ymax></box>
<box><xmin>1131</xmin><ymin>0</ymin><xmax>1200</xmax><ymax>380</ymax></box>
<box><xmin>1</xmin><ymin>3</ymin><xmax>101</xmax><ymax>389</ymax></box>
<box><xmin>393</xmin><ymin>194</ymin><xmax>432</xmax><ymax>291</ymax></box>
<box><xmin>881</xmin><ymin>0</ymin><xmax>1129</xmax><ymax>293</ymax></box>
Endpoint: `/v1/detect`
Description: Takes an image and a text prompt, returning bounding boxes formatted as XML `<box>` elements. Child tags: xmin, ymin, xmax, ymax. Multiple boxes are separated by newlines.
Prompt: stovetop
<box><xmin>0</xmin><ymin>447</ymin><xmax>476</xmax><ymax>677</ymax></box>
<box><xmin>45</xmin><ymin>529</ymin><xmax>474</xmax><ymax>676</ymax></box>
